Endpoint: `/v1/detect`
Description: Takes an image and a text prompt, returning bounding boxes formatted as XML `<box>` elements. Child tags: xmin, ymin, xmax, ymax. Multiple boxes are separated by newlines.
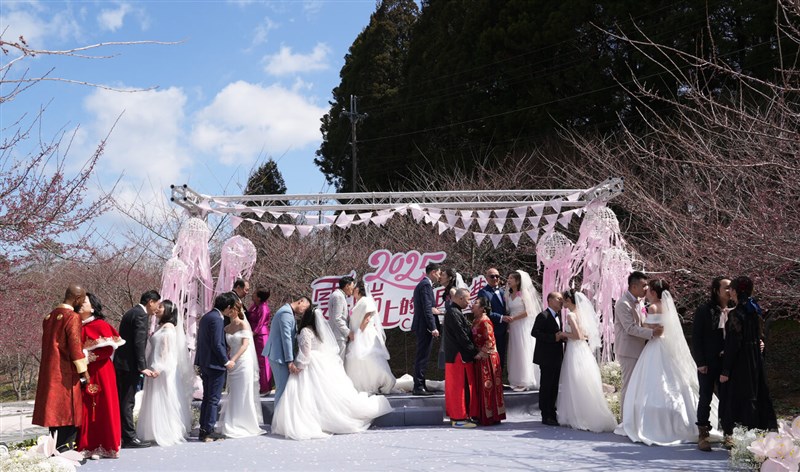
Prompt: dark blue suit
<box><xmin>478</xmin><ymin>285</ymin><xmax>509</xmax><ymax>370</ymax></box>
<box><xmin>194</xmin><ymin>308</ymin><xmax>229</xmax><ymax>435</ymax></box>
<box><xmin>411</xmin><ymin>277</ymin><xmax>439</xmax><ymax>391</ymax></box>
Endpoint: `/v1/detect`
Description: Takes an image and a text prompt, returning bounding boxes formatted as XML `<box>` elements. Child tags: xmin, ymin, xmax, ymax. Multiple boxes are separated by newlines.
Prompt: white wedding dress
<box><xmin>272</xmin><ymin>311</ymin><xmax>393</xmax><ymax>440</ymax></box>
<box><xmin>344</xmin><ymin>296</ymin><xmax>396</xmax><ymax>394</ymax></box>
<box><xmin>556</xmin><ymin>307</ymin><xmax>617</xmax><ymax>433</ymax></box>
<box><xmin>506</xmin><ymin>288</ymin><xmax>541</xmax><ymax>390</ymax></box>
<box><xmin>136</xmin><ymin>323</ymin><xmax>190</xmax><ymax>446</ymax></box>
<box><xmin>218</xmin><ymin>329</ymin><xmax>264</xmax><ymax>438</ymax></box>
<box><xmin>616</xmin><ymin>291</ymin><xmax>719</xmax><ymax>445</ymax></box>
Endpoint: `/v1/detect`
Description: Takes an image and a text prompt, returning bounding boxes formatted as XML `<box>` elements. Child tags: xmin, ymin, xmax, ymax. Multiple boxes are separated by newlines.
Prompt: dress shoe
<box><xmin>199</xmin><ymin>431</ymin><xmax>226</xmax><ymax>442</ymax></box>
<box><xmin>451</xmin><ymin>420</ymin><xmax>477</xmax><ymax>428</ymax></box>
<box><xmin>122</xmin><ymin>438</ymin><xmax>151</xmax><ymax>448</ymax></box>
<box><xmin>542</xmin><ymin>417</ymin><xmax>560</xmax><ymax>426</ymax></box>
<box><xmin>412</xmin><ymin>388</ymin><xmax>433</xmax><ymax>396</ymax></box>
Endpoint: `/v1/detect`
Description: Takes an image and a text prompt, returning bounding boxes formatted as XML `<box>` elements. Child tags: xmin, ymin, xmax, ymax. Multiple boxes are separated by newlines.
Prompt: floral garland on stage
<box><xmin>0</xmin><ymin>434</ymin><xmax>84</xmax><ymax>472</ymax></box>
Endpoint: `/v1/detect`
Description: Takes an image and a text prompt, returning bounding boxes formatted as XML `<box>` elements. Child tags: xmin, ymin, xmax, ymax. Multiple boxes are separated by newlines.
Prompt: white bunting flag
<box><xmin>251</xmin><ymin>208</ymin><xmax>265</xmax><ymax>218</ymax></box>
<box><xmin>528</xmin><ymin>215</ymin><xmax>542</xmax><ymax>227</ymax></box>
<box><xmin>476</xmin><ymin>217</ymin><xmax>490</xmax><ymax>232</ymax></box>
<box><xmin>566</xmin><ymin>191</ymin><xmax>581</xmax><ymax>202</ymax></box>
<box><xmin>532</xmin><ymin>204</ymin><xmax>545</xmax><ymax>216</ymax></box>
<box><xmin>370</xmin><ymin>214</ymin><xmax>392</xmax><ymax>226</ymax></box>
<box><xmin>313</xmin><ymin>223</ymin><xmax>331</xmax><ymax>231</ymax></box>
<box><xmin>444</xmin><ymin>209</ymin><xmax>459</xmax><ymax>227</ymax></box>
<box><xmin>493</xmin><ymin>209</ymin><xmax>508</xmax><ymax>220</ymax></box>
<box><xmin>335</xmin><ymin>212</ymin><xmax>354</xmax><ymax>226</ymax></box>
<box><xmin>437</xmin><ymin>221</ymin><xmax>448</xmax><ymax>235</ymax></box>
<box><xmin>526</xmin><ymin>229</ymin><xmax>540</xmax><ymax>244</ymax></box>
<box><xmin>508</xmin><ymin>232</ymin><xmax>522</xmax><ymax>246</ymax></box>
<box><xmin>260</xmin><ymin>221</ymin><xmax>276</xmax><ymax>230</ymax></box>
<box><xmin>513</xmin><ymin>206</ymin><xmax>528</xmax><ymax>218</ymax></box>
<box><xmin>473</xmin><ymin>232</ymin><xmax>487</xmax><ymax>246</ymax></box>
<box><xmin>454</xmin><ymin>227</ymin><xmax>467</xmax><ymax>242</ymax></box>
<box><xmin>460</xmin><ymin>210</ymin><xmax>474</xmax><ymax>219</ymax></box>
<box><xmin>303</xmin><ymin>214</ymin><xmax>319</xmax><ymax>224</ymax></box>
<box><xmin>558</xmin><ymin>209</ymin><xmax>576</xmax><ymax>228</ymax></box>
<box><xmin>460</xmin><ymin>217</ymin><xmax>474</xmax><ymax>230</ymax></box>
<box><xmin>410</xmin><ymin>205</ymin><xmax>425</xmax><ymax>222</ymax></box>
<box><xmin>512</xmin><ymin>216</ymin><xmax>525</xmax><ymax>231</ymax></box>
<box><xmin>493</xmin><ymin>217</ymin><xmax>506</xmax><ymax>232</ymax></box>
<box><xmin>549</xmin><ymin>198</ymin><xmax>563</xmax><ymax>214</ymax></box>
<box><xmin>358</xmin><ymin>211</ymin><xmax>373</xmax><ymax>221</ymax></box>
<box><xmin>489</xmin><ymin>234</ymin><xmax>503</xmax><ymax>248</ymax></box>
<box><xmin>269</xmin><ymin>210</ymin><xmax>282</xmax><ymax>219</ymax></box>
<box><xmin>279</xmin><ymin>224</ymin><xmax>295</xmax><ymax>237</ymax></box>
<box><xmin>476</xmin><ymin>210</ymin><xmax>491</xmax><ymax>220</ymax></box>
<box><xmin>231</xmin><ymin>216</ymin><xmax>243</xmax><ymax>229</ymax></box>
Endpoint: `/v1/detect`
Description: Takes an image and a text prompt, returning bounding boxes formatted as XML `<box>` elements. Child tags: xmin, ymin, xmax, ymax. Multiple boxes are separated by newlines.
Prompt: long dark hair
<box><xmin>441</xmin><ymin>268</ymin><xmax>457</xmax><ymax>303</ymax></box>
<box><xmin>255</xmin><ymin>288</ymin><xmax>270</xmax><ymax>303</ymax></box>
<box><xmin>298</xmin><ymin>304</ymin><xmax>318</xmax><ymax>337</ymax></box>
<box><xmin>709</xmin><ymin>276</ymin><xmax>729</xmax><ymax>307</ymax></box>
<box><xmin>649</xmin><ymin>279</ymin><xmax>670</xmax><ymax>300</ymax></box>
<box><xmin>160</xmin><ymin>299</ymin><xmax>179</xmax><ymax>326</ymax></box>
<box><xmin>86</xmin><ymin>292</ymin><xmax>105</xmax><ymax>320</ymax></box>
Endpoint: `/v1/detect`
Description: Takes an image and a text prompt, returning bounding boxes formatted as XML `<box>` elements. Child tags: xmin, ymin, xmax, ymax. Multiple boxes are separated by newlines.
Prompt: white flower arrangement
<box><xmin>0</xmin><ymin>433</ymin><xmax>83</xmax><ymax>472</ymax></box>
<box><xmin>730</xmin><ymin>416</ymin><xmax>800</xmax><ymax>471</ymax></box>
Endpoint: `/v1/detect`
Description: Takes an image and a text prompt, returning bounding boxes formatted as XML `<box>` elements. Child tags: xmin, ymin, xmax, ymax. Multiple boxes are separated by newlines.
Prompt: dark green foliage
<box><xmin>244</xmin><ymin>158</ymin><xmax>287</xmax><ymax>198</ymax></box>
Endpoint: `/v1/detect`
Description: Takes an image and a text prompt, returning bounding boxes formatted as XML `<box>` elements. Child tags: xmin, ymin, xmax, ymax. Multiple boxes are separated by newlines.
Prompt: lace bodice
<box><xmin>508</xmin><ymin>294</ymin><xmax>526</xmax><ymax>316</ymax></box>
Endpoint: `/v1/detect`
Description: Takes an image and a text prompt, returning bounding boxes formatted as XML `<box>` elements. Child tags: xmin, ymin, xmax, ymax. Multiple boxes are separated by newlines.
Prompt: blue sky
<box><xmin>1</xmin><ymin>0</ymin><xmax>379</xmax><ymax>223</ymax></box>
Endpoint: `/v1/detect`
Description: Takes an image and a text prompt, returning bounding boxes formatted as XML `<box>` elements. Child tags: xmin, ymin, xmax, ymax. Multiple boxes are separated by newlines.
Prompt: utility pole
<box><xmin>342</xmin><ymin>95</ymin><xmax>367</xmax><ymax>192</ymax></box>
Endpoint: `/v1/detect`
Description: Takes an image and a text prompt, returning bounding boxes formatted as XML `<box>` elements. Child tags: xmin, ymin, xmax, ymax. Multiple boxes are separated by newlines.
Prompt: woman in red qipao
<box><xmin>78</xmin><ymin>293</ymin><xmax>126</xmax><ymax>458</ymax></box>
<box><xmin>471</xmin><ymin>296</ymin><xmax>506</xmax><ymax>426</ymax></box>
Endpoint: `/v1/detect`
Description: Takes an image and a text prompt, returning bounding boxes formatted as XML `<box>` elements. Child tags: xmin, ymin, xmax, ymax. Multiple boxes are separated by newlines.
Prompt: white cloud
<box><xmin>83</xmin><ymin>86</ymin><xmax>191</xmax><ymax>207</ymax></box>
<box><xmin>97</xmin><ymin>3</ymin><xmax>132</xmax><ymax>32</ymax></box>
<box><xmin>263</xmin><ymin>42</ymin><xmax>331</xmax><ymax>76</ymax></box>
<box><xmin>0</xmin><ymin>5</ymin><xmax>82</xmax><ymax>48</ymax></box>
<box><xmin>303</xmin><ymin>1</ymin><xmax>323</xmax><ymax>15</ymax></box>
<box><xmin>250</xmin><ymin>16</ymin><xmax>278</xmax><ymax>48</ymax></box>
<box><xmin>191</xmin><ymin>80</ymin><xmax>325</xmax><ymax>166</ymax></box>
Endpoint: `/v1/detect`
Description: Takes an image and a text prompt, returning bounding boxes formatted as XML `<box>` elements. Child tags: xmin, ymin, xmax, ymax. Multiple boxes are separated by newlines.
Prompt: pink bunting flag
<box><xmin>335</xmin><ymin>212</ymin><xmax>354</xmax><ymax>226</ymax></box>
<box><xmin>512</xmin><ymin>216</ymin><xmax>525</xmax><ymax>231</ymax></box>
<box><xmin>279</xmin><ymin>224</ymin><xmax>295</xmax><ymax>237</ymax></box>
<box><xmin>454</xmin><ymin>227</ymin><xmax>467</xmax><ymax>242</ymax></box>
<box><xmin>410</xmin><ymin>205</ymin><xmax>425</xmax><ymax>222</ymax></box>
<box><xmin>526</xmin><ymin>229</ymin><xmax>540</xmax><ymax>244</ymax></box>
<box><xmin>473</xmin><ymin>232</ymin><xmax>487</xmax><ymax>246</ymax></box>
<box><xmin>460</xmin><ymin>210</ymin><xmax>474</xmax><ymax>219</ymax></box>
<box><xmin>437</xmin><ymin>221</ymin><xmax>448</xmax><ymax>235</ymax></box>
<box><xmin>476</xmin><ymin>210</ymin><xmax>491</xmax><ymax>220</ymax></box>
<box><xmin>557</xmin><ymin>210</ymin><xmax>576</xmax><ymax>229</ymax></box>
<box><xmin>513</xmin><ymin>206</ymin><xmax>528</xmax><ymax>217</ymax></box>
<box><xmin>508</xmin><ymin>232</ymin><xmax>522</xmax><ymax>247</ymax></box>
<box><xmin>269</xmin><ymin>210</ymin><xmax>282</xmax><ymax>218</ymax></box>
<box><xmin>370</xmin><ymin>214</ymin><xmax>392</xmax><ymax>226</ymax></box>
<box><xmin>566</xmin><ymin>191</ymin><xmax>581</xmax><ymax>202</ymax></box>
<box><xmin>528</xmin><ymin>215</ymin><xmax>542</xmax><ymax>227</ymax></box>
<box><xmin>444</xmin><ymin>210</ymin><xmax>460</xmax><ymax>227</ymax></box>
<box><xmin>314</xmin><ymin>223</ymin><xmax>331</xmax><ymax>231</ymax></box>
<box><xmin>460</xmin><ymin>217</ymin><xmax>474</xmax><ymax>230</ymax></box>
<box><xmin>230</xmin><ymin>216</ymin><xmax>243</xmax><ymax>229</ymax></box>
<box><xmin>489</xmin><ymin>234</ymin><xmax>503</xmax><ymax>248</ymax></box>
<box><xmin>476</xmin><ymin>217</ymin><xmax>490</xmax><ymax>232</ymax></box>
<box><xmin>532</xmin><ymin>204</ymin><xmax>545</xmax><ymax>216</ymax></box>
<box><xmin>358</xmin><ymin>211</ymin><xmax>373</xmax><ymax>221</ymax></box>
<box><xmin>493</xmin><ymin>209</ymin><xmax>508</xmax><ymax>220</ymax></box>
<box><xmin>295</xmin><ymin>225</ymin><xmax>313</xmax><ymax>238</ymax></box>
<box><xmin>260</xmin><ymin>221</ymin><xmax>276</xmax><ymax>230</ymax></box>
<box><xmin>251</xmin><ymin>208</ymin><xmax>265</xmax><ymax>218</ymax></box>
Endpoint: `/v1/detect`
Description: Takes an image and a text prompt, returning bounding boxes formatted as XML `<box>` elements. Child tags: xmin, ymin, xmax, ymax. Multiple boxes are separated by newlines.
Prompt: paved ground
<box><xmin>0</xmin><ymin>401</ymin><xmax>46</xmax><ymax>444</ymax></box>
<box><xmin>76</xmin><ymin>413</ymin><xmax>730</xmax><ymax>472</ymax></box>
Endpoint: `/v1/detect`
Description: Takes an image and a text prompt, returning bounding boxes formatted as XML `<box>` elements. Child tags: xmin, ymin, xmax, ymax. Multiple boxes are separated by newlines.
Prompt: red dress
<box><xmin>472</xmin><ymin>317</ymin><xmax>506</xmax><ymax>425</ymax></box>
<box><xmin>78</xmin><ymin>318</ymin><xmax>125</xmax><ymax>458</ymax></box>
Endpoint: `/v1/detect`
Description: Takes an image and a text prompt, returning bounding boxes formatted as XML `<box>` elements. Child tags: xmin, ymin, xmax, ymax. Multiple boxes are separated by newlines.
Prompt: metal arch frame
<box><xmin>170</xmin><ymin>178</ymin><xmax>624</xmax><ymax>217</ymax></box>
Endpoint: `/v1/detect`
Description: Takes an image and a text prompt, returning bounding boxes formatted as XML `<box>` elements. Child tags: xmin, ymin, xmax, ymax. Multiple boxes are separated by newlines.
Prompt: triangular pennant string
<box><xmin>508</xmin><ymin>232</ymin><xmax>522</xmax><ymax>247</ymax></box>
<box><xmin>473</xmin><ymin>232</ymin><xmax>487</xmax><ymax>245</ymax></box>
<box><xmin>493</xmin><ymin>209</ymin><xmax>508</xmax><ymax>220</ymax></box>
<box><xmin>454</xmin><ymin>227</ymin><xmax>467</xmax><ymax>242</ymax></box>
<box><xmin>279</xmin><ymin>224</ymin><xmax>296</xmax><ymax>237</ymax></box>
<box><xmin>493</xmin><ymin>217</ymin><xmax>506</xmax><ymax>232</ymax></box>
<box><xmin>489</xmin><ymin>234</ymin><xmax>503</xmax><ymax>248</ymax></box>
<box><xmin>437</xmin><ymin>221</ymin><xmax>448</xmax><ymax>235</ymax></box>
<box><xmin>549</xmin><ymin>199</ymin><xmax>563</xmax><ymax>214</ymax></box>
<box><xmin>512</xmin><ymin>216</ymin><xmax>525</xmax><ymax>231</ymax></box>
<box><xmin>513</xmin><ymin>206</ymin><xmax>528</xmax><ymax>217</ymax></box>
<box><xmin>296</xmin><ymin>225</ymin><xmax>313</xmax><ymax>237</ymax></box>
<box><xmin>476</xmin><ymin>217</ymin><xmax>490</xmax><ymax>232</ymax></box>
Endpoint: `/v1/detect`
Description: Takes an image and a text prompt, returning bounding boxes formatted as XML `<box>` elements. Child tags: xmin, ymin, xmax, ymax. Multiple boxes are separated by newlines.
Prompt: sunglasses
<box><xmin>488</xmin><ymin>274</ymin><xmax>500</xmax><ymax>279</ymax></box>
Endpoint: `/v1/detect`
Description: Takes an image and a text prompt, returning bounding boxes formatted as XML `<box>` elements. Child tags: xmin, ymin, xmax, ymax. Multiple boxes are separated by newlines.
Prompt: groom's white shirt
<box><xmin>613</xmin><ymin>290</ymin><xmax>653</xmax><ymax>360</ymax></box>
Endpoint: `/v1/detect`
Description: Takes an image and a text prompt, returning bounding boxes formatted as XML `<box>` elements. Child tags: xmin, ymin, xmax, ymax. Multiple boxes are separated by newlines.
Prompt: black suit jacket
<box><xmin>411</xmin><ymin>277</ymin><xmax>439</xmax><ymax>334</ymax></box>
<box><xmin>531</xmin><ymin>309</ymin><xmax>564</xmax><ymax>366</ymax></box>
<box><xmin>478</xmin><ymin>285</ymin><xmax>508</xmax><ymax>336</ymax></box>
<box><xmin>692</xmin><ymin>301</ymin><xmax>725</xmax><ymax>370</ymax></box>
<box><xmin>443</xmin><ymin>305</ymin><xmax>478</xmax><ymax>363</ymax></box>
<box><xmin>114</xmin><ymin>305</ymin><xmax>149</xmax><ymax>373</ymax></box>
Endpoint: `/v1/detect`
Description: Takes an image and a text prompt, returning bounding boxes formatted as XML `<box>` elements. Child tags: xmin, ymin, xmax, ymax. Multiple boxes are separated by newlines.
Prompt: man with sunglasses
<box><xmin>479</xmin><ymin>268</ymin><xmax>512</xmax><ymax>371</ymax></box>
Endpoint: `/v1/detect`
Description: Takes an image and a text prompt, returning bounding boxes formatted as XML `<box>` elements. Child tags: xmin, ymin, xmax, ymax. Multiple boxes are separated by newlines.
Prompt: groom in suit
<box><xmin>532</xmin><ymin>291</ymin><xmax>567</xmax><ymax>426</ymax></box>
<box><xmin>264</xmin><ymin>295</ymin><xmax>311</xmax><ymax>406</ymax></box>
<box><xmin>478</xmin><ymin>267</ymin><xmax>511</xmax><ymax>370</ymax></box>
<box><xmin>195</xmin><ymin>292</ymin><xmax>237</xmax><ymax>442</ymax></box>
<box><xmin>614</xmin><ymin>271</ymin><xmax>663</xmax><ymax>420</ymax></box>
<box><xmin>328</xmin><ymin>276</ymin><xmax>355</xmax><ymax>360</ymax></box>
<box><xmin>114</xmin><ymin>290</ymin><xmax>160</xmax><ymax>448</ymax></box>
<box><xmin>411</xmin><ymin>262</ymin><xmax>442</xmax><ymax>395</ymax></box>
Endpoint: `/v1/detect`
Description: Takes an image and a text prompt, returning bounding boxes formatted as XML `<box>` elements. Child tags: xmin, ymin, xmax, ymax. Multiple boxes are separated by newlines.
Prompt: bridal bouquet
<box><xmin>0</xmin><ymin>433</ymin><xmax>83</xmax><ymax>472</ymax></box>
<box><xmin>730</xmin><ymin>416</ymin><xmax>800</xmax><ymax>471</ymax></box>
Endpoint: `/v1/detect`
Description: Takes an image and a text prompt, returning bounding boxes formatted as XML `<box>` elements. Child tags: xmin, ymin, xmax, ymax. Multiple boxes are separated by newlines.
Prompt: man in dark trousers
<box><xmin>411</xmin><ymin>262</ymin><xmax>442</xmax><ymax>395</ymax></box>
<box><xmin>531</xmin><ymin>291</ymin><xmax>567</xmax><ymax>426</ymax></box>
<box><xmin>114</xmin><ymin>290</ymin><xmax>161</xmax><ymax>448</ymax></box>
<box><xmin>443</xmin><ymin>288</ymin><xmax>479</xmax><ymax>428</ymax></box>
<box><xmin>692</xmin><ymin>276</ymin><xmax>730</xmax><ymax>451</ymax></box>
<box><xmin>195</xmin><ymin>292</ymin><xmax>237</xmax><ymax>442</ymax></box>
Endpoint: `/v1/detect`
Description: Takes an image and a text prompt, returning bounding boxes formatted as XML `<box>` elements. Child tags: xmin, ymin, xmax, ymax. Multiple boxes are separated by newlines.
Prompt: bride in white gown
<box><xmin>272</xmin><ymin>306</ymin><xmax>393</xmax><ymax>440</ymax></box>
<box><xmin>345</xmin><ymin>281</ymin><xmax>396</xmax><ymax>394</ymax></box>
<box><xmin>505</xmin><ymin>270</ymin><xmax>541</xmax><ymax>391</ymax></box>
<box><xmin>616</xmin><ymin>279</ymin><xmax>719</xmax><ymax>445</ymax></box>
<box><xmin>556</xmin><ymin>290</ymin><xmax>617</xmax><ymax>432</ymax></box>
<box><xmin>217</xmin><ymin>302</ymin><xmax>263</xmax><ymax>438</ymax></box>
<box><xmin>137</xmin><ymin>300</ymin><xmax>193</xmax><ymax>446</ymax></box>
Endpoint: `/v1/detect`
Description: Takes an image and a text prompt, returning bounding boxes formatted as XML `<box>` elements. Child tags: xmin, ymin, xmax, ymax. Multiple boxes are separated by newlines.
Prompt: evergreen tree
<box><xmin>244</xmin><ymin>158</ymin><xmax>287</xmax><ymax>197</ymax></box>
<box><xmin>314</xmin><ymin>0</ymin><xmax>419</xmax><ymax>191</ymax></box>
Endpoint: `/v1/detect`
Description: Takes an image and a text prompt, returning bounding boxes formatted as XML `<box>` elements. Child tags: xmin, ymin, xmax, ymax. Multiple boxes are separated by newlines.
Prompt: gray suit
<box><xmin>263</xmin><ymin>303</ymin><xmax>296</xmax><ymax>406</ymax></box>
<box><xmin>613</xmin><ymin>291</ymin><xmax>653</xmax><ymax>419</ymax></box>
<box><xmin>328</xmin><ymin>289</ymin><xmax>350</xmax><ymax>360</ymax></box>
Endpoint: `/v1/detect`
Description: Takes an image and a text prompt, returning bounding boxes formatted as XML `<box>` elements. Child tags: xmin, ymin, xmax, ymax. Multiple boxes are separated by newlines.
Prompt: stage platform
<box><xmin>194</xmin><ymin>388</ymin><xmax>540</xmax><ymax>427</ymax></box>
